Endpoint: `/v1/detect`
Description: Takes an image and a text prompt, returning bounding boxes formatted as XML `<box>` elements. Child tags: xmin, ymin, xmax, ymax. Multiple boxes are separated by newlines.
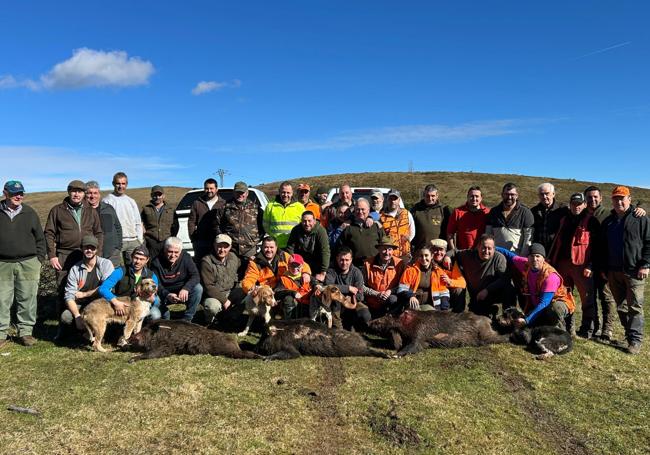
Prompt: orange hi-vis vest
<box><xmin>380</xmin><ymin>209</ymin><xmax>411</xmax><ymax>258</ymax></box>
<box><xmin>522</xmin><ymin>261</ymin><xmax>575</xmax><ymax>315</ymax></box>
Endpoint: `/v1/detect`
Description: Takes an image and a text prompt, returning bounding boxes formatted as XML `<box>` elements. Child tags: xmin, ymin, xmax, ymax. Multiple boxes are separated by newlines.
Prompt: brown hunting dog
<box><xmin>310</xmin><ymin>284</ymin><xmax>356</xmax><ymax>328</ymax></box>
<box><xmin>82</xmin><ymin>278</ymin><xmax>157</xmax><ymax>352</ymax></box>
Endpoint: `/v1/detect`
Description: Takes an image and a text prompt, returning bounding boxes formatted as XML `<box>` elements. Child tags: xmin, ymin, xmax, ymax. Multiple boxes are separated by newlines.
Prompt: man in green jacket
<box><xmin>285</xmin><ymin>210</ymin><xmax>330</xmax><ymax>282</ymax></box>
<box><xmin>0</xmin><ymin>180</ymin><xmax>46</xmax><ymax>347</ymax></box>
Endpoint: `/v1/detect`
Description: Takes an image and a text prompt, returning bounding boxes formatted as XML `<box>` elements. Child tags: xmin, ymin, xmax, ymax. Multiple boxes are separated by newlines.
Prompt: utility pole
<box><xmin>215</xmin><ymin>169</ymin><xmax>230</xmax><ymax>187</ymax></box>
<box><xmin>408</xmin><ymin>160</ymin><xmax>414</xmax><ymax>173</ymax></box>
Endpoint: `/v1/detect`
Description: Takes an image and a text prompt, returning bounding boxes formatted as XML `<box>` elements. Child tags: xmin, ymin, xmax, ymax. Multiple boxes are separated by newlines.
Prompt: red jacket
<box><xmin>446</xmin><ymin>203</ymin><xmax>489</xmax><ymax>250</ymax></box>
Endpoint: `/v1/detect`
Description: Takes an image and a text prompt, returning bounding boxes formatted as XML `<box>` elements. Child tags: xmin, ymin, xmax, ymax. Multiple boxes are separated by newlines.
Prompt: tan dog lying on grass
<box><xmin>82</xmin><ymin>278</ymin><xmax>157</xmax><ymax>352</ymax></box>
<box><xmin>238</xmin><ymin>285</ymin><xmax>277</xmax><ymax>337</ymax></box>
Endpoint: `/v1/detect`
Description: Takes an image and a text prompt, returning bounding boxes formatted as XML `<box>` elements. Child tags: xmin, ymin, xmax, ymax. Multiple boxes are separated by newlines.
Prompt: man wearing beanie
<box><xmin>497</xmin><ymin>242</ymin><xmax>575</xmax><ymax>330</ymax></box>
<box><xmin>44</xmin><ymin>180</ymin><xmax>103</xmax><ymax>300</ymax></box>
<box><xmin>598</xmin><ymin>186</ymin><xmax>650</xmax><ymax>355</ymax></box>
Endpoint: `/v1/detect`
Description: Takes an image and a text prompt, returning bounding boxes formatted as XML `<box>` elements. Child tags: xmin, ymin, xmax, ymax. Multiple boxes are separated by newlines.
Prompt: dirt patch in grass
<box><xmin>367</xmin><ymin>399</ymin><xmax>422</xmax><ymax>449</ymax></box>
<box><xmin>483</xmin><ymin>349</ymin><xmax>593</xmax><ymax>455</ymax></box>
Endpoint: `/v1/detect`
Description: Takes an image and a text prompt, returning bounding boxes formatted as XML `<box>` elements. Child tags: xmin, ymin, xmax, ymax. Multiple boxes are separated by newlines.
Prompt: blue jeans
<box><xmin>150</xmin><ymin>283</ymin><xmax>203</xmax><ymax>322</ymax></box>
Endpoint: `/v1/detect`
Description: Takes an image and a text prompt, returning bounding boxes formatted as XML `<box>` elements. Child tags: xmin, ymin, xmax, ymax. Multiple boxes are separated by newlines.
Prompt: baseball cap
<box><xmin>370</xmin><ymin>189</ymin><xmax>383</xmax><ymax>199</ymax></box>
<box><xmin>4</xmin><ymin>180</ymin><xmax>25</xmax><ymax>194</ymax></box>
<box><xmin>612</xmin><ymin>186</ymin><xmax>631</xmax><ymax>197</ymax></box>
<box><xmin>132</xmin><ymin>244</ymin><xmax>150</xmax><ymax>257</ymax></box>
<box><xmin>151</xmin><ymin>185</ymin><xmax>164</xmax><ymax>194</ymax></box>
<box><xmin>214</xmin><ymin>234</ymin><xmax>232</xmax><ymax>246</ymax></box>
<box><xmin>288</xmin><ymin>254</ymin><xmax>305</xmax><ymax>265</ymax></box>
<box><xmin>570</xmin><ymin>193</ymin><xmax>585</xmax><ymax>204</ymax></box>
<box><xmin>81</xmin><ymin>235</ymin><xmax>99</xmax><ymax>248</ymax></box>
<box><xmin>387</xmin><ymin>189</ymin><xmax>401</xmax><ymax>198</ymax></box>
<box><xmin>234</xmin><ymin>181</ymin><xmax>248</xmax><ymax>192</ymax></box>
<box><xmin>67</xmin><ymin>180</ymin><xmax>86</xmax><ymax>191</ymax></box>
<box><xmin>316</xmin><ymin>186</ymin><xmax>329</xmax><ymax>195</ymax></box>
<box><xmin>297</xmin><ymin>183</ymin><xmax>311</xmax><ymax>191</ymax></box>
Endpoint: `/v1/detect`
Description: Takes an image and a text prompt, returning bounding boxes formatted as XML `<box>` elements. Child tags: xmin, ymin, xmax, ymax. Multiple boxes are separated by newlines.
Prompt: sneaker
<box><xmin>17</xmin><ymin>335</ymin><xmax>37</xmax><ymax>347</ymax></box>
<box><xmin>627</xmin><ymin>343</ymin><xmax>642</xmax><ymax>355</ymax></box>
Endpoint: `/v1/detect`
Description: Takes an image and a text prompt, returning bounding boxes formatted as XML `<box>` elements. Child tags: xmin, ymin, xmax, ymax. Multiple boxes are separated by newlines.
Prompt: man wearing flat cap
<box><xmin>548</xmin><ymin>193</ymin><xmax>600</xmax><ymax>338</ymax></box>
<box><xmin>141</xmin><ymin>185</ymin><xmax>179</xmax><ymax>260</ymax></box>
<box><xmin>497</xmin><ymin>243</ymin><xmax>575</xmax><ymax>330</ymax></box>
<box><xmin>44</xmin><ymin>180</ymin><xmax>103</xmax><ymax>302</ymax></box>
<box><xmin>598</xmin><ymin>186</ymin><xmax>650</xmax><ymax>355</ymax></box>
<box><xmin>0</xmin><ymin>180</ymin><xmax>46</xmax><ymax>347</ymax></box>
<box><xmin>59</xmin><ymin>235</ymin><xmax>114</xmax><ymax>340</ymax></box>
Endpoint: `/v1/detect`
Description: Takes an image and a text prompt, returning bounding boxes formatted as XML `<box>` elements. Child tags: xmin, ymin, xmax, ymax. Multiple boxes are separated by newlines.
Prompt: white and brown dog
<box><xmin>238</xmin><ymin>285</ymin><xmax>277</xmax><ymax>337</ymax></box>
<box><xmin>82</xmin><ymin>278</ymin><xmax>157</xmax><ymax>352</ymax></box>
<box><xmin>310</xmin><ymin>284</ymin><xmax>357</xmax><ymax>329</ymax></box>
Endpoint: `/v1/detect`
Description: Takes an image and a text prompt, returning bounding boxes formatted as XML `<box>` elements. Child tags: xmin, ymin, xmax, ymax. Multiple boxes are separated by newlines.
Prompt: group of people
<box><xmin>1</xmin><ymin>173</ymin><xmax>648</xmax><ymax>356</ymax></box>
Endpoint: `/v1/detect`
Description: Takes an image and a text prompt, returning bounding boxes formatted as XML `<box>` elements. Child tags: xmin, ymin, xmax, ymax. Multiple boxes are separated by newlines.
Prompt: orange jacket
<box><xmin>399</xmin><ymin>262</ymin><xmax>466</xmax><ymax>297</ymax></box>
<box><xmin>380</xmin><ymin>209</ymin><xmax>411</xmax><ymax>258</ymax></box>
<box><xmin>522</xmin><ymin>261</ymin><xmax>575</xmax><ymax>315</ymax></box>
<box><xmin>242</xmin><ymin>251</ymin><xmax>312</xmax><ymax>293</ymax></box>
<box><xmin>278</xmin><ymin>274</ymin><xmax>313</xmax><ymax>305</ymax></box>
<box><xmin>363</xmin><ymin>257</ymin><xmax>405</xmax><ymax>309</ymax></box>
<box><xmin>304</xmin><ymin>201</ymin><xmax>321</xmax><ymax>222</ymax></box>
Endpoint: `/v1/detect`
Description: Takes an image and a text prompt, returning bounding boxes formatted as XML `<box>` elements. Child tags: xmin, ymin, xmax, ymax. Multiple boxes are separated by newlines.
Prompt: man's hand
<box><xmin>314</xmin><ymin>272</ymin><xmax>326</xmax><ymax>282</ymax></box>
<box><xmin>178</xmin><ymin>289</ymin><xmax>189</xmax><ymax>302</ymax></box>
<box><xmin>302</xmin><ymin>272</ymin><xmax>311</xmax><ymax>285</ymax></box>
<box><xmin>75</xmin><ymin>290</ymin><xmax>88</xmax><ymax>299</ymax></box>
<box><xmin>442</xmin><ymin>256</ymin><xmax>452</xmax><ymax>269</ymax></box>
<box><xmin>112</xmin><ymin>300</ymin><xmax>129</xmax><ymax>316</ymax></box>
<box><xmin>295</xmin><ymin>292</ymin><xmax>302</xmax><ymax>300</ymax></box>
<box><xmin>364</xmin><ymin>217</ymin><xmax>374</xmax><ymax>228</ymax></box>
<box><xmin>440</xmin><ymin>273</ymin><xmax>452</xmax><ymax>286</ymax></box>
<box><xmin>514</xmin><ymin>318</ymin><xmax>526</xmax><ymax>329</ymax></box>
<box><xmin>49</xmin><ymin>257</ymin><xmax>62</xmax><ymax>271</ymax></box>
<box><xmin>583</xmin><ymin>268</ymin><xmax>593</xmax><ymax>278</ymax></box>
<box><xmin>167</xmin><ymin>293</ymin><xmax>180</xmax><ymax>304</ymax></box>
<box><xmin>379</xmin><ymin>290</ymin><xmax>392</xmax><ymax>300</ymax></box>
<box><xmin>476</xmin><ymin>289</ymin><xmax>489</xmax><ymax>302</ymax></box>
<box><xmin>409</xmin><ymin>296</ymin><xmax>420</xmax><ymax>310</ymax></box>
<box><xmin>348</xmin><ymin>286</ymin><xmax>359</xmax><ymax>295</ymax></box>
<box><xmin>633</xmin><ymin>207</ymin><xmax>646</xmax><ymax>218</ymax></box>
<box><xmin>638</xmin><ymin>267</ymin><xmax>649</xmax><ymax>280</ymax></box>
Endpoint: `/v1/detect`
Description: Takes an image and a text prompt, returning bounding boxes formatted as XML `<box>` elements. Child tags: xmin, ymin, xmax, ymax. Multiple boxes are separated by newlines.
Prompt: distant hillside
<box><xmin>24</xmin><ymin>172</ymin><xmax>649</xmax><ymax>223</ymax></box>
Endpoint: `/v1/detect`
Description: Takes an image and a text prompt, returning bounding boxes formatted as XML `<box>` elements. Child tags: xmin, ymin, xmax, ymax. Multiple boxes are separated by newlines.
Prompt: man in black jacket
<box><xmin>599</xmin><ymin>186</ymin><xmax>650</xmax><ymax>355</ymax></box>
<box><xmin>150</xmin><ymin>237</ymin><xmax>202</xmax><ymax>322</ymax></box>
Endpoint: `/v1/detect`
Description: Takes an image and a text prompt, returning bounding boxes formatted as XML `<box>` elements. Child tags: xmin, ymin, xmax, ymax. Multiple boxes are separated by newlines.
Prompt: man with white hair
<box><xmin>531</xmin><ymin>182</ymin><xmax>568</xmax><ymax>253</ymax></box>
<box><xmin>149</xmin><ymin>237</ymin><xmax>202</xmax><ymax>322</ymax></box>
<box><xmin>335</xmin><ymin>198</ymin><xmax>386</xmax><ymax>266</ymax></box>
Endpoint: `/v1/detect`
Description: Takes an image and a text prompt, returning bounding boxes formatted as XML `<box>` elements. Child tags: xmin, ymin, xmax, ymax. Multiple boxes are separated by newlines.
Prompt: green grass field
<box><xmin>3</xmin><ymin>171</ymin><xmax>649</xmax><ymax>454</ymax></box>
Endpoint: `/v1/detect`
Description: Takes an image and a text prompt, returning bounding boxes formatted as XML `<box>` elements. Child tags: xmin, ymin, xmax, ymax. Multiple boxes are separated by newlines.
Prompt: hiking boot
<box><xmin>626</xmin><ymin>343</ymin><xmax>642</xmax><ymax>355</ymax></box>
<box><xmin>576</xmin><ymin>329</ymin><xmax>591</xmax><ymax>340</ymax></box>
<box><xmin>599</xmin><ymin>331</ymin><xmax>612</xmax><ymax>342</ymax></box>
<box><xmin>608</xmin><ymin>339</ymin><xmax>628</xmax><ymax>349</ymax></box>
<box><xmin>17</xmin><ymin>335</ymin><xmax>37</xmax><ymax>347</ymax></box>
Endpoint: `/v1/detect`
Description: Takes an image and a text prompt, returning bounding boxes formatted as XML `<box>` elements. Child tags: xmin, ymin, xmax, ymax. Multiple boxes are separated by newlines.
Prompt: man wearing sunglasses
<box><xmin>0</xmin><ymin>180</ymin><xmax>46</xmax><ymax>347</ymax></box>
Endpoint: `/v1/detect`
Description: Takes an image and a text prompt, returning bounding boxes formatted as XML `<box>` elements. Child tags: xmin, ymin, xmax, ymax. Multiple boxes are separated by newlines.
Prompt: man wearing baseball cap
<box><xmin>141</xmin><ymin>185</ymin><xmax>179</xmax><ymax>259</ymax></box>
<box><xmin>221</xmin><ymin>181</ymin><xmax>264</xmax><ymax>270</ymax></box>
<box><xmin>296</xmin><ymin>183</ymin><xmax>321</xmax><ymax>222</ymax></box>
<box><xmin>0</xmin><ymin>180</ymin><xmax>46</xmax><ymax>347</ymax></box>
<box><xmin>200</xmin><ymin>234</ymin><xmax>243</xmax><ymax>325</ymax></box>
<box><xmin>548</xmin><ymin>192</ymin><xmax>600</xmax><ymax>338</ymax></box>
<box><xmin>598</xmin><ymin>186</ymin><xmax>650</xmax><ymax>355</ymax></box>
<box><xmin>59</xmin><ymin>235</ymin><xmax>115</xmax><ymax>341</ymax></box>
<box><xmin>44</xmin><ymin>180</ymin><xmax>103</xmax><ymax>305</ymax></box>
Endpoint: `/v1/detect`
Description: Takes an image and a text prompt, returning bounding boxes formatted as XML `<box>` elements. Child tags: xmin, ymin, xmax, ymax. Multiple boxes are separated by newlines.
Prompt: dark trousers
<box><xmin>607</xmin><ymin>271</ymin><xmax>645</xmax><ymax>344</ymax></box>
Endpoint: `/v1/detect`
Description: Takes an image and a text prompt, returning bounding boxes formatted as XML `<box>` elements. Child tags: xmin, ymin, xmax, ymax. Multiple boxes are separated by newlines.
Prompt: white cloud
<box><xmin>191</xmin><ymin>79</ymin><xmax>241</xmax><ymax>95</ymax></box>
<box><xmin>1</xmin><ymin>48</ymin><xmax>155</xmax><ymax>91</ymax></box>
<box><xmin>264</xmin><ymin>120</ymin><xmax>523</xmax><ymax>153</ymax></box>
<box><xmin>0</xmin><ymin>146</ymin><xmax>185</xmax><ymax>192</ymax></box>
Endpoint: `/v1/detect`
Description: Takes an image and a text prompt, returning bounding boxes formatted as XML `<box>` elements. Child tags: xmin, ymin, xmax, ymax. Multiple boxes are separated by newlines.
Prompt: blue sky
<box><xmin>1</xmin><ymin>1</ymin><xmax>649</xmax><ymax>192</ymax></box>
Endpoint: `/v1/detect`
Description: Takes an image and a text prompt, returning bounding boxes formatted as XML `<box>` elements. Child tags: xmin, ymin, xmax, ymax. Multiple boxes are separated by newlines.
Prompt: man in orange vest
<box><xmin>548</xmin><ymin>193</ymin><xmax>600</xmax><ymax>338</ymax></box>
<box><xmin>380</xmin><ymin>190</ymin><xmax>415</xmax><ymax>262</ymax></box>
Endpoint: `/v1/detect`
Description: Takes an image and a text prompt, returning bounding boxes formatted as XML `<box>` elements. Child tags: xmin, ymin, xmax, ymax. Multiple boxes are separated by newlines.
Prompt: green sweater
<box><xmin>0</xmin><ymin>203</ymin><xmax>46</xmax><ymax>262</ymax></box>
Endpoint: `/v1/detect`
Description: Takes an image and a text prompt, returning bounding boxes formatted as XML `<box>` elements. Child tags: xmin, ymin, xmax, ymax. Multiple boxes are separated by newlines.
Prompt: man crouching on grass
<box><xmin>57</xmin><ymin>235</ymin><xmax>114</xmax><ymax>341</ymax></box>
<box><xmin>497</xmin><ymin>243</ymin><xmax>575</xmax><ymax>330</ymax></box>
<box><xmin>98</xmin><ymin>245</ymin><xmax>160</xmax><ymax>318</ymax></box>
